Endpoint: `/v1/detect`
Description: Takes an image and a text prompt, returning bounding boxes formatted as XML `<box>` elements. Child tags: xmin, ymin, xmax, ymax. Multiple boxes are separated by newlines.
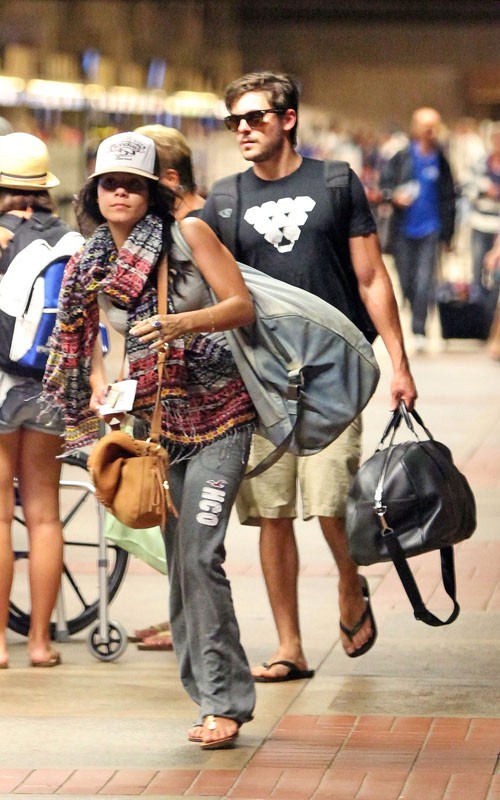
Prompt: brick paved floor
<box><xmin>1</xmin><ymin>714</ymin><xmax>499</xmax><ymax>798</ymax></box>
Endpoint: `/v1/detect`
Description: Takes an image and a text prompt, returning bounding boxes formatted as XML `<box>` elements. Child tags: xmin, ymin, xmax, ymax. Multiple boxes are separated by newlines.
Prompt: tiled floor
<box><xmin>2</xmin><ymin>329</ymin><xmax>499</xmax><ymax>799</ymax></box>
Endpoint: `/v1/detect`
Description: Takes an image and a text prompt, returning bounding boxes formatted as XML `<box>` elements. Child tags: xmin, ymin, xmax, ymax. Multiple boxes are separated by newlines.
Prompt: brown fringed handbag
<box><xmin>88</xmin><ymin>255</ymin><xmax>176</xmax><ymax>529</ymax></box>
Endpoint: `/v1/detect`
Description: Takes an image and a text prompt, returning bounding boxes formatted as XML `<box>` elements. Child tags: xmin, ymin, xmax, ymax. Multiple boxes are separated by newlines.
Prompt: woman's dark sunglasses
<box><xmin>98</xmin><ymin>175</ymin><xmax>149</xmax><ymax>193</ymax></box>
<box><xmin>223</xmin><ymin>108</ymin><xmax>285</xmax><ymax>133</ymax></box>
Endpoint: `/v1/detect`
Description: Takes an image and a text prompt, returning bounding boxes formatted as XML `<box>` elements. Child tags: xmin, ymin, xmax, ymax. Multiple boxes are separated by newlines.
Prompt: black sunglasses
<box><xmin>223</xmin><ymin>108</ymin><xmax>285</xmax><ymax>133</ymax></box>
<box><xmin>98</xmin><ymin>175</ymin><xmax>149</xmax><ymax>193</ymax></box>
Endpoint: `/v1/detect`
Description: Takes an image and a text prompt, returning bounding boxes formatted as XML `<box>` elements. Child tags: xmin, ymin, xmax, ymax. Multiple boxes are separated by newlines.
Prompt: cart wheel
<box><xmin>86</xmin><ymin>619</ymin><xmax>128</xmax><ymax>661</ymax></box>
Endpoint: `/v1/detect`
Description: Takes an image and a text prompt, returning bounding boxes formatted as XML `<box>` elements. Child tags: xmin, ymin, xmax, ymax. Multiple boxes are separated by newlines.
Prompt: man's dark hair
<box><xmin>224</xmin><ymin>71</ymin><xmax>301</xmax><ymax>147</ymax></box>
<box><xmin>0</xmin><ymin>189</ymin><xmax>55</xmax><ymax>214</ymax></box>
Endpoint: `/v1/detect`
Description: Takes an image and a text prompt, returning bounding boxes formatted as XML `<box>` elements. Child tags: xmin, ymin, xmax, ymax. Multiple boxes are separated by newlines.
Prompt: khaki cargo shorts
<box><xmin>235</xmin><ymin>416</ymin><xmax>362</xmax><ymax>525</ymax></box>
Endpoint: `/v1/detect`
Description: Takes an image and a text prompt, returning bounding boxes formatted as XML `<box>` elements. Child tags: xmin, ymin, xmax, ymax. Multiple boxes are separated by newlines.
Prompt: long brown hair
<box><xmin>74</xmin><ymin>176</ymin><xmax>176</xmax><ymax>236</ymax></box>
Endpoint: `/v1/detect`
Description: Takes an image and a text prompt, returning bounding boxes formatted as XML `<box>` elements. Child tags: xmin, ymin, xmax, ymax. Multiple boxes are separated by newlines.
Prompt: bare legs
<box><xmin>0</xmin><ymin>433</ymin><xmax>16</xmax><ymax>666</ymax></box>
<box><xmin>251</xmin><ymin>515</ymin><xmax>374</xmax><ymax>679</ymax></box>
<box><xmin>0</xmin><ymin>429</ymin><xmax>63</xmax><ymax>666</ymax></box>
<box><xmin>319</xmin><ymin>516</ymin><xmax>374</xmax><ymax>655</ymax></box>
<box><xmin>251</xmin><ymin>518</ymin><xmax>307</xmax><ymax>679</ymax></box>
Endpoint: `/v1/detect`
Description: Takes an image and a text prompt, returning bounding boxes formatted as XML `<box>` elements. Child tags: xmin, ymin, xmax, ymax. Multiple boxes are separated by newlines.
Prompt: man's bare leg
<box><xmin>251</xmin><ymin>517</ymin><xmax>311</xmax><ymax>680</ymax></box>
<box><xmin>319</xmin><ymin>515</ymin><xmax>374</xmax><ymax>655</ymax></box>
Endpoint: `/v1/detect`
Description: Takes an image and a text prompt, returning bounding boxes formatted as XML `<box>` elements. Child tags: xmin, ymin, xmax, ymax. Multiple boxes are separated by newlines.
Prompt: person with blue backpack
<box><xmin>202</xmin><ymin>71</ymin><xmax>417</xmax><ymax>682</ymax></box>
<box><xmin>0</xmin><ymin>132</ymin><xmax>81</xmax><ymax>669</ymax></box>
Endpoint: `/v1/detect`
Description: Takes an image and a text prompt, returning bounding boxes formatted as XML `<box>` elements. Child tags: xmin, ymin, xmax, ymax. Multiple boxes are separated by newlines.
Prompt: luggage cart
<box><xmin>8</xmin><ymin>446</ymin><xmax>130</xmax><ymax>661</ymax></box>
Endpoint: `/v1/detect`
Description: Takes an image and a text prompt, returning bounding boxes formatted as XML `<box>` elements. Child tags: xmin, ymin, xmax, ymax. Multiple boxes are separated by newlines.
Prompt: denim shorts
<box><xmin>0</xmin><ymin>377</ymin><xmax>63</xmax><ymax>435</ymax></box>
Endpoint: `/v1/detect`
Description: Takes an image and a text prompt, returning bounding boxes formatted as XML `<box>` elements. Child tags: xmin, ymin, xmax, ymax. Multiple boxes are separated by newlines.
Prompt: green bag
<box><xmin>101</xmin><ymin>418</ymin><xmax>167</xmax><ymax>575</ymax></box>
<box><xmin>104</xmin><ymin>513</ymin><xmax>167</xmax><ymax>574</ymax></box>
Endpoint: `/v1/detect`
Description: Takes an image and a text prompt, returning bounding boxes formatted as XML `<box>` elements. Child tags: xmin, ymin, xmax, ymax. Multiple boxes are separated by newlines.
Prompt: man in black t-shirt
<box><xmin>203</xmin><ymin>71</ymin><xmax>417</xmax><ymax>681</ymax></box>
<box><xmin>214</xmin><ymin>158</ymin><xmax>375</xmax><ymax>307</ymax></box>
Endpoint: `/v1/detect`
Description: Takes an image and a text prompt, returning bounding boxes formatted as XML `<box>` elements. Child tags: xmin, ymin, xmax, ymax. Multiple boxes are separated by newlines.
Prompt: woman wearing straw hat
<box><xmin>0</xmin><ymin>132</ymin><xmax>74</xmax><ymax>669</ymax></box>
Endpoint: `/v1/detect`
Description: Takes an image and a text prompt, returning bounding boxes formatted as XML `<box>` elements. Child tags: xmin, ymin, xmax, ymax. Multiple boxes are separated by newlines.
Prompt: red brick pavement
<box><xmin>1</xmin><ymin>715</ymin><xmax>498</xmax><ymax>798</ymax></box>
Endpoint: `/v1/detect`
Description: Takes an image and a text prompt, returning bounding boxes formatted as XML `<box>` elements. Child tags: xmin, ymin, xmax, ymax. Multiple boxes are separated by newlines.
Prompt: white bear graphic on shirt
<box><xmin>244</xmin><ymin>196</ymin><xmax>316</xmax><ymax>253</ymax></box>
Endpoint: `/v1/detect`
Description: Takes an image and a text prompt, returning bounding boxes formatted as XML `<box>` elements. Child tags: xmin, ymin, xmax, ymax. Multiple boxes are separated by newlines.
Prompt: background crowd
<box><xmin>299</xmin><ymin>113</ymin><xmax>500</xmax><ymax>356</ymax></box>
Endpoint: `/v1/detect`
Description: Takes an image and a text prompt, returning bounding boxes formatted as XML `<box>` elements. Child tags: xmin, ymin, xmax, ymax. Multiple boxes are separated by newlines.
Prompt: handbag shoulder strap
<box><xmin>149</xmin><ymin>254</ymin><xmax>168</xmax><ymax>443</ymax></box>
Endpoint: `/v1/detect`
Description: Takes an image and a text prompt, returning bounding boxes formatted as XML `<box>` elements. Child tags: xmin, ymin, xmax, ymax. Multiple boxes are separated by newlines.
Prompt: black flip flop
<box><xmin>340</xmin><ymin>576</ymin><xmax>378</xmax><ymax>658</ymax></box>
<box><xmin>253</xmin><ymin>659</ymin><xmax>315</xmax><ymax>683</ymax></box>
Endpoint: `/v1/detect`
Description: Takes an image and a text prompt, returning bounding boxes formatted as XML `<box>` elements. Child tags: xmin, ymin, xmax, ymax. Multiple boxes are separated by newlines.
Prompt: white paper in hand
<box><xmin>99</xmin><ymin>380</ymin><xmax>137</xmax><ymax>416</ymax></box>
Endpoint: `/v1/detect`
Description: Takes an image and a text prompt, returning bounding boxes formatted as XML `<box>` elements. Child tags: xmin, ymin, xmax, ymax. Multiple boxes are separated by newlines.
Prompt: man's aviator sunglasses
<box><xmin>224</xmin><ymin>108</ymin><xmax>285</xmax><ymax>132</ymax></box>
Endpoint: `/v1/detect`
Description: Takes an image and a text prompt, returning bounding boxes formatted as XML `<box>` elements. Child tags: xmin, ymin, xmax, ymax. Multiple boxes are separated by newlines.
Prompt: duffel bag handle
<box><xmin>375</xmin><ymin>402</ymin><xmax>434</xmax><ymax>508</ymax></box>
<box><xmin>377</xmin><ymin>407</ymin><xmax>402</xmax><ymax>449</ymax></box>
<box><xmin>398</xmin><ymin>401</ymin><xmax>434</xmax><ymax>441</ymax></box>
<box><xmin>375</xmin><ymin>400</ymin><xmax>433</xmax><ymax>451</ymax></box>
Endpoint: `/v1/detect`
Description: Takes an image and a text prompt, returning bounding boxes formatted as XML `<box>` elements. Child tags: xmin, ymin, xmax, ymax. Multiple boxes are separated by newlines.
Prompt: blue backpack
<box><xmin>0</xmin><ymin>231</ymin><xmax>84</xmax><ymax>378</ymax></box>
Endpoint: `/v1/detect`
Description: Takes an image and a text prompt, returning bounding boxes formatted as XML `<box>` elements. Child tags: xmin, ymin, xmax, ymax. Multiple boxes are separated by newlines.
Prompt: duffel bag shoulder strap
<box><xmin>383</xmin><ymin>530</ymin><xmax>460</xmax><ymax>626</ymax></box>
<box><xmin>170</xmin><ymin>221</ymin><xmax>301</xmax><ymax>478</ymax></box>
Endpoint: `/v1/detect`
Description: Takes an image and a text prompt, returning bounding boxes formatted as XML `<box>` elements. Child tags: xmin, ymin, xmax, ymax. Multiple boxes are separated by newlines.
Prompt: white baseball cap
<box><xmin>90</xmin><ymin>131</ymin><xmax>159</xmax><ymax>181</ymax></box>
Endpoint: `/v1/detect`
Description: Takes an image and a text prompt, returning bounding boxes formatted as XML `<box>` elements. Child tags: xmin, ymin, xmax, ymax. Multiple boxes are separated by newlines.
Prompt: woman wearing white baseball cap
<box><xmin>42</xmin><ymin>131</ymin><xmax>257</xmax><ymax>749</ymax></box>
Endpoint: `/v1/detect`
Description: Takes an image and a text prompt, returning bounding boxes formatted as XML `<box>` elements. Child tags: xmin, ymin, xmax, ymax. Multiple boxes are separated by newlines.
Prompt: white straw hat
<box><xmin>90</xmin><ymin>131</ymin><xmax>159</xmax><ymax>181</ymax></box>
<box><xmin>0</xmin><ymin>132</ymin><xmax>60</xmax><ymax>190</ymax></box>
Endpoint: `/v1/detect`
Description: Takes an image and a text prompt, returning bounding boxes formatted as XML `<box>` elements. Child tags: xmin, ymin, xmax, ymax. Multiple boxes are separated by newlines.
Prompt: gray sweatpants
<box><xmin>164</xmin><ymin>429</ymin><xmax>255</xmax><ymax>726</ymax></box>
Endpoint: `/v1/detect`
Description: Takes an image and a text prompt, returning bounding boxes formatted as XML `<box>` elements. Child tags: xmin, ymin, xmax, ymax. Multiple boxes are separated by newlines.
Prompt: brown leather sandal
<box><xmin>200</xmin><ymin>715</ymin><xmax>240</xmax><ymax>750</ymax></box>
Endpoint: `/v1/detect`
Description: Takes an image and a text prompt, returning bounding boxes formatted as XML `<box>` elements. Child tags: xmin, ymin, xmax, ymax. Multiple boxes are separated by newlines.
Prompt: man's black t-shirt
<box><xmin>203</xmin><ymin>157</ymin><xmax>377</xmax><ymax>325</ymax></box>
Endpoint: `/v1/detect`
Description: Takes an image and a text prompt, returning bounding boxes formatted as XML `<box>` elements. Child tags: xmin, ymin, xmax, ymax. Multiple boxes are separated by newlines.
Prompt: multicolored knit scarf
<box><xmin>42</xmin><ymin>213</ymin><xmax>164</xmax><ymax>450</ymax></box>
<box><xmin>42</xmin><ymin>214</ymin><xmax>256</xmax><ymax>456</ymax></box>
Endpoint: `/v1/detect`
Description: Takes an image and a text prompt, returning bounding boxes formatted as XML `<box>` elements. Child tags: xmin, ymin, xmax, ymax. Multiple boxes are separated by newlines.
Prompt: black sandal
<box><xmin>339</xmin><ymin>576</ymin><xmax>378</xmax><ymax>658</ymax></box>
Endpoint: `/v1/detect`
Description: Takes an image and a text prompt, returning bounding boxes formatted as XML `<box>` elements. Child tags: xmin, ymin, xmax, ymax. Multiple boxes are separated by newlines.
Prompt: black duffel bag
<box><xmin>346</xmin><ymin>403</ymin><xmax>476</xmax><ymax>626</ymax></box>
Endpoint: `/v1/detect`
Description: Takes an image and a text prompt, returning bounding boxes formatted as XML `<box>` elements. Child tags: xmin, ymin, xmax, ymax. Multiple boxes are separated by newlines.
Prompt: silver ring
<box><xmin>163</xmin><ymin>342</ymin><xmax>169</xmax><ymax>351</ymax></box>
<box><xmin>151</xmin><ymin>319</ymin><xmax>162</xmax><ymax>330</ymax></box>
